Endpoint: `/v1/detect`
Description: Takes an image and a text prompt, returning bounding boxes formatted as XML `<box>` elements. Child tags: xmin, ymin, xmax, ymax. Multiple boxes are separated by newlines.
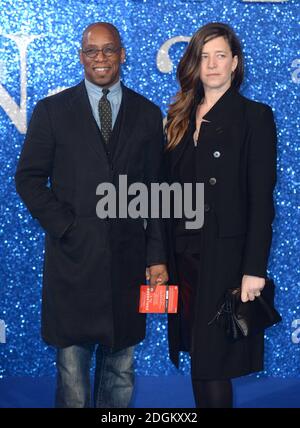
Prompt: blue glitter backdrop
<box><xmin>0</xmin><ymin>0</ymin><xmax>299</xmax><ymax>378</ymax></box>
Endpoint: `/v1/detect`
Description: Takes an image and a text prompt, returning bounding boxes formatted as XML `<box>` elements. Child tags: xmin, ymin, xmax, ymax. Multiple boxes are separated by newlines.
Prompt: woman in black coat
<box><xmin>165</xmin><ymin>22</ymin><xmax>277</xmax><ymax>408</ymax></box>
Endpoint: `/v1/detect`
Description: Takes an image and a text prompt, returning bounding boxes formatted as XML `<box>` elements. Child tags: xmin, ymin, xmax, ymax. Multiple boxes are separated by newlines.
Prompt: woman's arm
<box><xmin>241</xmin><ymin>104</ymin><xmax>277</xmax><ymax>301</ymax></box>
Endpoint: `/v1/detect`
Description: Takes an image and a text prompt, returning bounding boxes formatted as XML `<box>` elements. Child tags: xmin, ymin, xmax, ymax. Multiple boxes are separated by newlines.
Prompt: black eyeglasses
<box><xmin>82</xmin><ymin>46</ymin><xmax>122</xmax><ymax>58</ymax></box>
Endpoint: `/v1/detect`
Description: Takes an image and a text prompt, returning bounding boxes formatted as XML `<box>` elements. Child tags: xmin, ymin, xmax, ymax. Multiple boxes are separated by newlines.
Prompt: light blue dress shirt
<box><xmin>85</xmin><ymin>78</ymin><xmax>122</xmax><ymax>129</ymax></box>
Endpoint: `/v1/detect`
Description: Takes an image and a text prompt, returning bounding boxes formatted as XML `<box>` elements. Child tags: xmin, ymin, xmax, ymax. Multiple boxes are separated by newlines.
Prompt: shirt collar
<box><xmin>84</xmin><ymin>78</ymin><xmax>122</xmax><ymax>97</ymax></box>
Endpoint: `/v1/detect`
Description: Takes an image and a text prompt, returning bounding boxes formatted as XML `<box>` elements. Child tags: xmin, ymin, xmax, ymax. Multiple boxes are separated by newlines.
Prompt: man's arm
<box><xmin>144</xmin><ymin>107</ymin><xmax>167</xmax><ymax>264</ymax></box>
<box><xmin>15</xmin><ymin>100</ymin><xmax>75</xmax><ymax>239</ymax></box>
<box><xmin>144</xmin><ymin>107</ymin><xmax>168</xmax><ymax>285</ymax></box>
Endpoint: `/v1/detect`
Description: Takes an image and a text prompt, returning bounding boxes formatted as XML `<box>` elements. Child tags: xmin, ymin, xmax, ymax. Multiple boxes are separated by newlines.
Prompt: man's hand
<box><xmin>146</xmin><ymin>264</ymin><xmax>169</xmax><ymax>291</ymax></box>
<box><xmin>241</xmin><ymin>275</ymin><xmax>265</xmax><ymax>302</ymax></box>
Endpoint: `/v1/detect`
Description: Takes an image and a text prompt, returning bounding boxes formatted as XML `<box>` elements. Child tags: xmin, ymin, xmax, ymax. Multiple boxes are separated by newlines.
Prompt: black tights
<box><xmin>192</xmin><ymin>379</ymin><xmax>233</xmax><ymax>408</ymax></box>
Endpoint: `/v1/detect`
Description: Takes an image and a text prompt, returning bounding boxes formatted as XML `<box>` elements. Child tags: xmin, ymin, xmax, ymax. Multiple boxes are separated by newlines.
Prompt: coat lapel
<box><xmin>168</xmin><ymin>121</ymin><xmax>193</xmax><ymax>177</ymax></box>
<box><xmin>112</xmin><ymin>84</ymin><xmax>137</xmax><ymax>166</ymax></box>
<box><xmin>167</xmin><ymin>86</ymin><xmax>244</xmax><ymax>176</ymax></box>
<box><xmin>200</xmin><ymin>87</ymin><xmax>245</xmax><ymax>152</ymax></box>
<box><xmin>68</xmin><ymin>81</ymin><xmax>108</xmax><ymax>161</ymax></box>
<box><xmin>167</xmin><ymin>103</ymin><xmax>196</xmax><ymax>177</ymax></box>
<box><xmin>201</xmin><ymin>86</ymin><xmax>243</xmax><ymax>132</ymax></box>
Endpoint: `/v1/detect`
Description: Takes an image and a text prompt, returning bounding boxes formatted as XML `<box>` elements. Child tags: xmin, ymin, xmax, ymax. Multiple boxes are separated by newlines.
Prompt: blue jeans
<box><xmin>55</xmin><ymin>344</ymin><xmax>135</xmax><ymax>408</ymax></box>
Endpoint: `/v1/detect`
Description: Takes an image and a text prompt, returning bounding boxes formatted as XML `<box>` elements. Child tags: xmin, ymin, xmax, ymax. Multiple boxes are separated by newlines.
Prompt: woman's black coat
<box><xmin>165</xmin><ymin>87</ymin><xmax>277</xmax><ymax>373</ymax></box>
<box><xmin>15</xmin><ymin>82</ymin><xmax>166</xmax><ymax>350</ymax></box>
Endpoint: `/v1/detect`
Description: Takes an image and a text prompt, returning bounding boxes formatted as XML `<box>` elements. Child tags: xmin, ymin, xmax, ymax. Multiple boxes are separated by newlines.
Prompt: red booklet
<box><xmin>139</xmin><ymin>284</ymin><xmax>178</xmax><ymax>313</ymax></box>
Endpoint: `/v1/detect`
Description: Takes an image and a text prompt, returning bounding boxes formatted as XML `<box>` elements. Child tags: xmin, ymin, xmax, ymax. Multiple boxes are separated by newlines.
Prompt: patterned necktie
<box><xmin>98</xmin><ymin>88</ymin><xmax>112</xmax><ymax>143</ymax></box>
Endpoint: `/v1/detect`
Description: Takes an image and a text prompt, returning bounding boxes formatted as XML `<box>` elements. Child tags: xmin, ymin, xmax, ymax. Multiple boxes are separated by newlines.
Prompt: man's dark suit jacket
<box><xmin>15</xmin><ymin>81</ymin><xmax>166</xmax><ymax>349</ymax></box>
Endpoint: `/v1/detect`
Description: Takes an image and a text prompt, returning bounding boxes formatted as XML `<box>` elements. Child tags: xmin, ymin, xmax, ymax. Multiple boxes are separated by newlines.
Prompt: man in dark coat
<box><xmin>15</xmin><ymin>22</ymin><xmax>168</xmax><ymax>408</ymax></box>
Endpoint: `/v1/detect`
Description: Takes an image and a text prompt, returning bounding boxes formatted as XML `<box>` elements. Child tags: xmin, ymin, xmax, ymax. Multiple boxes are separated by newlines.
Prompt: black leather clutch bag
<box><xmin>209</xmin><ymin>278</ymin><xmax>282</xmax><ymax>341</ymax></box>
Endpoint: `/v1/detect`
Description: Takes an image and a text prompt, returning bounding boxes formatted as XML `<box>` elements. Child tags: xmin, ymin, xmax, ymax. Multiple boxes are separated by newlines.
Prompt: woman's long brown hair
<box><xmin>166</xmin><ymin>22</ymin><xmax>244</xmax><ymax>150</ymax></box>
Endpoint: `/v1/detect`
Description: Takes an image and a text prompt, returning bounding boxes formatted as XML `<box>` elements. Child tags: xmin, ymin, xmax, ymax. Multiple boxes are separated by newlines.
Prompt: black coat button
<box><xmin>204</xmin><ymin>203</ymin><xmax>210</xmax><ymax>212</ymax></box>
<box><xmin>209</xmin><ymin>177</ymin><xmax>217</xmax><ymax>186</ymax></box>
<box><xmin>213</xmin><ymin>151</ymin><xmax>221</xmax><ymax>158</ymax></box>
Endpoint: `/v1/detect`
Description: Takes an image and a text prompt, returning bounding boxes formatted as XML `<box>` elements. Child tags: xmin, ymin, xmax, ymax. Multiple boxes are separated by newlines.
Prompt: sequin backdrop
<box><xmin>0</xmin><ymin>0</ymin><xmax>299</xmax><ymax>377</ymax></box>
